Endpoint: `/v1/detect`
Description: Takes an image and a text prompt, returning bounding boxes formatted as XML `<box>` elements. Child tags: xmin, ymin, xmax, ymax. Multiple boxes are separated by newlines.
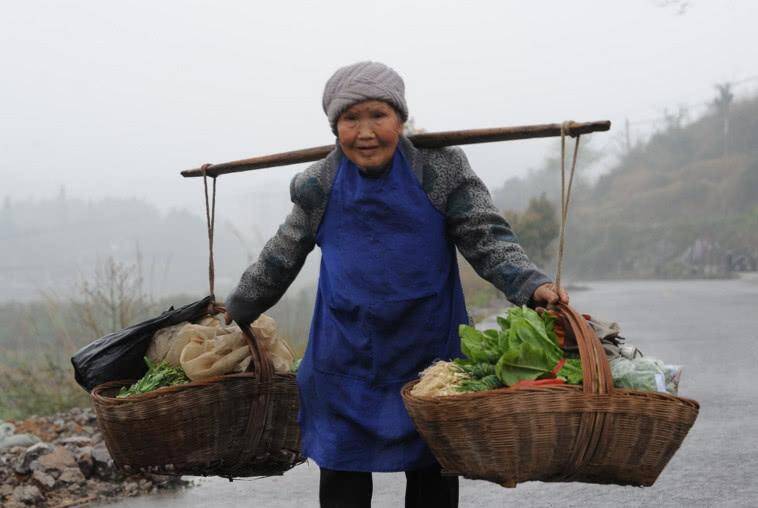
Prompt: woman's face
<box><xmin>337</xmin><ymin>100</ymin><xmax>404</xmax><ymax>173</ymax></box>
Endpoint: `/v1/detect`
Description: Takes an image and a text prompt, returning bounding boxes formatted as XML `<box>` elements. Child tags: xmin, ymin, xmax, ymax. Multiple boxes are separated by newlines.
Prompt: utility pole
<box><xmin>713</xmin><ymin>82</ymin><xmax>734</xmax><ymax>158</ymax></box>
<box><xmin>723</xmin><ymin>101</ymin><xmax>730</xmax><ymax>158</ymax></box>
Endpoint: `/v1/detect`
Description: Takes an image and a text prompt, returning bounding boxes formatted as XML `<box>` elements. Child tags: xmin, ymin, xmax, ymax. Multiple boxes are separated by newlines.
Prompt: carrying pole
<box><xmin>181</xmin><ymin>120</ymin><xmax>610</xmax><ymax>178</ymax></box>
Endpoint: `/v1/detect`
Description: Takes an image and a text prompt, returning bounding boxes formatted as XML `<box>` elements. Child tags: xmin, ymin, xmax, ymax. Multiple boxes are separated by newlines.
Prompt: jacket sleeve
<box><xmin>443</xmin><ymin>147</ymin><xmax>552</xmax><ymax>306</ymax></box>
<box><xmin>225</xmin><ymin>173</ymin><xmax>318</xmax><ymax>325</ymax></box>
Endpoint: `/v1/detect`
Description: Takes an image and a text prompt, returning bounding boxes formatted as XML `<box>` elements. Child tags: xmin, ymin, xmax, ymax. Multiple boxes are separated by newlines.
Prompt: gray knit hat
<box><xmin>322</xmin><ymin>61</ymin><xmax>408</xmax><ymax>134</ymax></box>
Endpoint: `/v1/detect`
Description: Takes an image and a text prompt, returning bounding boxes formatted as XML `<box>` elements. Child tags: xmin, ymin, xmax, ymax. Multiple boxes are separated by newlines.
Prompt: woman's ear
<box><xmin>394</xmin><ymin>112</ymin><xmax>405</xmax><ymax>136</ymax></box>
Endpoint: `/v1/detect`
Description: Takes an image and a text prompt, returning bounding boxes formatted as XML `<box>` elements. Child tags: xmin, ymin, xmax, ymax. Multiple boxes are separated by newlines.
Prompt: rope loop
<box><xmin>196</xmin><ymin>164</ymin><xmax>274</xmax><ymax>479</ymax></box>
<box><xmin>554</xmin><ymin>122</ymin><xmax>582</xmax><ymax>290</ymax></box>
<box><xmin>200</xmin><ymin>163</ymin><xmax>218</xmax><ymax>303</ymax></box>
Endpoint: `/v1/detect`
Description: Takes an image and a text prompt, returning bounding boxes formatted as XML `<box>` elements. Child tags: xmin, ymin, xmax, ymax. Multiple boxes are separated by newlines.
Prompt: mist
<box><xmin>2</xmin><ymin>0</ymin><xmax>758</xmax><ymax>301</ymax></box>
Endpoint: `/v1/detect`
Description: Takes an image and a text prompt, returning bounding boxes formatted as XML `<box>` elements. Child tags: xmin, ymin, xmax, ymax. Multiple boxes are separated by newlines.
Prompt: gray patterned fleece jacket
<box><xmin>225</xmin><ymin>136</ymin><xmax>552</xmax><ymax>325</ymax></box>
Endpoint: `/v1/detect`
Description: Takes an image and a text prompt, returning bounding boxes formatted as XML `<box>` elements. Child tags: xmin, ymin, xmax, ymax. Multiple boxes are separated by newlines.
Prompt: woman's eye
<box><xmin>372</xmin><ymin>111</ymin><xmax>387</xmax><ymax>119</ymax></box>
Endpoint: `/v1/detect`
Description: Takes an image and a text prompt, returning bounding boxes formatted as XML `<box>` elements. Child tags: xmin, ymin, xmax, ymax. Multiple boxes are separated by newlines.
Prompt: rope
<box><xmin>198</xmin><ymin>164</ymin><xmax>274</xmax><ymax>477</ymax></box>
<box><xmin>200</xmin><ymin>163</ymin><xmax>217</xmax><ymax>303</ymax></box>
<box><xmin>554</xmin><ymin>121</ymin><xmax>582</xmax><ymax>290</ymax></box>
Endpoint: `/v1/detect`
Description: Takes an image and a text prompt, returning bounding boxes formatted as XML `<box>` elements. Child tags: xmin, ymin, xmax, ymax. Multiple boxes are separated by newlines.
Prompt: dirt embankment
<box><xmin>1</xmin><ymin>407</ymin><xmax>187</xmax><ymax>507</ymax></box>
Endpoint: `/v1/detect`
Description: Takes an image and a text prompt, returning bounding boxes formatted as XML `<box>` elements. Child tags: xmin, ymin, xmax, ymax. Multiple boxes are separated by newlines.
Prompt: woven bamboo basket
<box><xmin>401</xmin><ymin>303</ymin><xmax>699</xmax><ymax>488</ymax></box>
<box><xmin>91</xmin><ymin>323</ymin><xmax>304</xmax><ymax>478</ymax></box>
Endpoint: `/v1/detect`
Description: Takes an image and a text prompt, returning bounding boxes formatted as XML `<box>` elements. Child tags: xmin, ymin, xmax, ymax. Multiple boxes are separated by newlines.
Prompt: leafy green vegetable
<box><xmin>542</xmin><ymin>311</ymin><xmax>557</xmax><ymax>339</ymax></box>
<box><xmin>459</xmin><ymin>325</ymin><xmax>501</xmax><ymax>363</ymax></box>
<box><xmin>504</xmin><ymin>306</ymin><xmax>563</xmax><ymax>358</ymax></box>
<box><xmin>498</xmin><ymin>327</ymin><xmax>516</xmax><ymax>353</ymax></box>
<box><xmin>454</xmin><ymin>305</ymin><xmax>583</xmax><ymax>392</ymax></box>
<box><xmin>453</xmin><ymin>358</ymin><xmax>496</xmax><ymax>379</ymax></box>
<box><xmin>495</xmin><ymin>342</ymin><xmax>556</xmax><ymax>386</ymax></box>
<box><xmin>117</xmin><ymin>357</ymin><xmax>190</xmax><ymax>398</ymax></box>
<box><xmin>483</xmin><ymin>329</ymin><xmax>499</xmax><ymax>340</ymax></box>
<box><xmin>456</xmin><ymin>374</ymin><xmax>504</xmax><ymax>392</ymax></box>
<box><xmin>558</xmin><ymin>358</ymin><xmax>583</xmax><ymax>385</ymax></box>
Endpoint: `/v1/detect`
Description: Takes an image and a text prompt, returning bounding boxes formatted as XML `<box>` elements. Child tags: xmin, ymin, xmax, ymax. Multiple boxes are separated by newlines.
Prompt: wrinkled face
<box><xmin>336</xmin><ymin>100</ymin><xmax>404</xmax><ymax>173</ymax></box>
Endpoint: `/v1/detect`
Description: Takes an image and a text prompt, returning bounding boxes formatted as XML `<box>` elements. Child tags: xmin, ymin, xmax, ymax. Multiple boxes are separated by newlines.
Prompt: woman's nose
<box><xmin>357</xmin><ymin>121</ymin><xmax>375</xmax><ymax>139</ymax></box>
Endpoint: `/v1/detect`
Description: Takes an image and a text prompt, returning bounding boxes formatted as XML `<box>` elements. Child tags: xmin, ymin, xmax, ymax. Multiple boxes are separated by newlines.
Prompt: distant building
<box><xmin>677</xmin><ymin>237</ymin><xmax>757</xmax><ymax>276</ymax></box>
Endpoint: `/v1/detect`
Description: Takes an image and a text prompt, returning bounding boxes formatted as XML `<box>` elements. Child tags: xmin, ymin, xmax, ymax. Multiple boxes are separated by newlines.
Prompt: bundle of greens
<box><xmin>116</xmin><ymin>357</ymin><xmax>191</xmax><ymax>398</ymax></box>
<box><xmin>452</xmin><ymin>306</ymin><xmax>583</xmax><ymax>393</ymax></box>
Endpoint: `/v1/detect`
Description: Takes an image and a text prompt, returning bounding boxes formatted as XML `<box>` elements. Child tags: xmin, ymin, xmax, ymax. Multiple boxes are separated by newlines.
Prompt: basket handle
<box><xmin>553</xmin><ymin>303</ymin><xmax>615</xmax><ymax>478</ymax></box>
<box><xmin>221</xmin><ymin>323</ymin><xmax>274</xmax><ymax>477</ymax></box>
<box><xmin>207</xmin><ymin>301</ymin><xmax>274</xmax><ymax>383</ymax></box>
<box><xmin>554</xmin><ymin>302</ymin><xmax>613</xmax><ymax>395</ymax></box>
<box><xmin>241</xmin><ymin>324</ymin><xmax>274</xmax><ymax>383</ymax></box>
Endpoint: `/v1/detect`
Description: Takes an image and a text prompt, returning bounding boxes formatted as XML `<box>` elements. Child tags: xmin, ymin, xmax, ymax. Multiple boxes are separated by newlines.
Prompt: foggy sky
<box><xmin>3</xmin><ymin>0</ymin><xmax>757</xmax><ymax>222</ymax></box>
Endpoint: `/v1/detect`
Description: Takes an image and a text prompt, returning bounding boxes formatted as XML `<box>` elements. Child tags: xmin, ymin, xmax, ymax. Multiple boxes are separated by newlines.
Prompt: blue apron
<box><xmin>296</xmin><ymin>147</ymin><xmax>468</xmax><ymax>472</ymax></box>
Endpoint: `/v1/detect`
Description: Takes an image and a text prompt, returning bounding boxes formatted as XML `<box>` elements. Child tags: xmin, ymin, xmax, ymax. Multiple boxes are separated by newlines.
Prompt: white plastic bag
<box><xmin>610</xmin><ymin>356</ymin><xmax>683</xmax><ymax>395</ymax></box>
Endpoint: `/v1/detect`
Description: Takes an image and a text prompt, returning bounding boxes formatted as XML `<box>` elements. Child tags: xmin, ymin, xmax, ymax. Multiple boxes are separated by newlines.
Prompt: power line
<box><xmin>618</xmin><ymin>74</ymin><xmax>757</xmax><ymax>144</ymax></box>
<box><xmin>609</xmin><ymin>73</ymin><xmax>757</xmax><ymax>131</ymax></box>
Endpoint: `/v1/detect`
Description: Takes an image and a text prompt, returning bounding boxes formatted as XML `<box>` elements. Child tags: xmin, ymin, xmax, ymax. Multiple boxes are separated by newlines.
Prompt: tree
<box><xmin>73</xmin><ymin>256</ymin><xmax>154</xmax><ymax>337</ymax></box>
<box><xmin>403</xmin><ymin>117</ymin><xmax>426</xmax><ymax>136</ymax></box>
<box><xmin>654</xmin><ymin>0</ymin><xmax>691</xmax><ymax>15</ymax></box>
<box><xmin>713</xmin><ymin>82</ymin><xmax>734</xmax><ymax>156</ymax></box>
<box><xmin>493</xmin><ymin>139</ymin><xmax>600</xmax><ymax>214</ymax></box>
<box><xmin>504</xmin><ymin>193</ymin><xmax>560</xmax><ymax>268</ymax></box>
<box><xmin>0</xmin><ymin>196</ymin><xmax>12</xmax><ymax>233</ymax></box>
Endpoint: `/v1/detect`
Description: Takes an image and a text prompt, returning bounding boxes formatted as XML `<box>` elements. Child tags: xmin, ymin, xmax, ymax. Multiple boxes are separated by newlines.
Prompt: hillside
<box><xmin>569</xmin><ymin>95</ymin><xmax>758</xmax><ymax>278</ymax></box>
<box><xmin>493</xmin><ymin>95</ymin><xmax>758</xmax><ymax>279</ymax></box>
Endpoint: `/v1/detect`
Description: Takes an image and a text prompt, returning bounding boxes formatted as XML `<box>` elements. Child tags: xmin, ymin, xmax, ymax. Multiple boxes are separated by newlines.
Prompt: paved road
<box><xmin>106</xmin><ymin>276</ymin><xmax>758</xmax><ymax>507</ymax></box>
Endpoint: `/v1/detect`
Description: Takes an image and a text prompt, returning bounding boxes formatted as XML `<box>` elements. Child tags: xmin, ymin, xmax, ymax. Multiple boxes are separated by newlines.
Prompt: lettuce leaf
<box><xmin>558</xmin><ymin>358</ymin><xmax>583</xmax><ymax>385</ymax></box>
<box><xmin>506</xmin><ymin>306</ymin><xmax>563</xmax><ymax>359</ymax></box>
<box><xmin>459</xmin><ymin>324</ymin><xmax>501</xmax><ymax>363</ymax></box>
<box><xmin>495</xmin><ymin>342</ymin><xmax>556</xmax><ymax>386</ymax></box>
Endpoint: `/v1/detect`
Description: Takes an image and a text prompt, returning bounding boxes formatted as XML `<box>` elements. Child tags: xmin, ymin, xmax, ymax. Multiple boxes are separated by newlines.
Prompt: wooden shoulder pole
<box><xmin>181</xmin><ymin>120</ymin><xmax>610</xmax><ymax>178</ymax></box>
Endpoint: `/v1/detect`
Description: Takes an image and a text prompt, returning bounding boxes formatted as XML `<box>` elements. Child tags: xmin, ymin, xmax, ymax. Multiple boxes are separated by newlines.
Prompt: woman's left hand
<box><xmin>532</xmin><ymin>283</ymin><xmax>569</xmax><ymax>306</ymax></box>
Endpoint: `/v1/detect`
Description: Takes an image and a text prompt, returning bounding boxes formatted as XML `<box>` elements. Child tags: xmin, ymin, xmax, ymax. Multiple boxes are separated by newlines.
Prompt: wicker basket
<box><xmin>91</xmin><ymin>323</ymin><xmax>304</xmax><ymax>478</ymax></box>
<box><xmin>401</xmin><ymin>303</ymin><xmax>699</xmax><ymax>488</ymax></box>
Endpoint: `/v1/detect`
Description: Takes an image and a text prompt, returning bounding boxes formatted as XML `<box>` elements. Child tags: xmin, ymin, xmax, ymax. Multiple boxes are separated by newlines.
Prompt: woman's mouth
<box><xmin>357</xmin><ymin>148</ymin><xmax>379</xmax><ymax>159</ymax></box>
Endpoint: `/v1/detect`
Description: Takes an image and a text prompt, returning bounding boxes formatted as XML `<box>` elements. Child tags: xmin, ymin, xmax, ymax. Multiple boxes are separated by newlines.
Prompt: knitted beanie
<box><xmin>322</xmin><ymin>61</ymin><xmax>408</xmax><ymax>134</ymax></box>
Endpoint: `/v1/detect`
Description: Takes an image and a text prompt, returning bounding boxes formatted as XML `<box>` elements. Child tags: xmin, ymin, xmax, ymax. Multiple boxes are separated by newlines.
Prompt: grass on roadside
<box><xmin>0</xmin><ymin>354</ymin><xmax>90</xmax><ymax>420</ymax></box>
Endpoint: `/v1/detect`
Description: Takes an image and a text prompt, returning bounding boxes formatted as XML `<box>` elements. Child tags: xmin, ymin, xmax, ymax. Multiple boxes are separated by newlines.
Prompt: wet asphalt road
<box><xmin>105</xmin><ymin>276</ymin><xmax>758</xmax><ymax>507</ymax></box>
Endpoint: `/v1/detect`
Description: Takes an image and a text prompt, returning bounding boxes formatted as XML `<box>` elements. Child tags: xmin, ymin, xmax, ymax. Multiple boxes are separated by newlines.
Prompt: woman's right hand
<box><xmin>532</xmin><ymin>282</ymin><xmax>570</xmax><ymax>306</ymax></box>
<box><xmin>224</xmin><ymin>310</ymin><xmax>234</xmax><ymax>325</ymax></box>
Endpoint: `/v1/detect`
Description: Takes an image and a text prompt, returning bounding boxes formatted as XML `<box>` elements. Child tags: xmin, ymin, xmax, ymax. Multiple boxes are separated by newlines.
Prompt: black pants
<box><xmin>319</xmin><ymin>464</ymin><xmax>459</xmax><ymax>508</ymax></box>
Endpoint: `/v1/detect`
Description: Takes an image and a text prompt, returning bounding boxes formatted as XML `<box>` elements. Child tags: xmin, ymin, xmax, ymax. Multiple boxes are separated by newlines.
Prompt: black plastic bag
<box><xmin>71</xmin><ymin>295</ymin><xmax>214</xmax><ymax>391</ymax></box>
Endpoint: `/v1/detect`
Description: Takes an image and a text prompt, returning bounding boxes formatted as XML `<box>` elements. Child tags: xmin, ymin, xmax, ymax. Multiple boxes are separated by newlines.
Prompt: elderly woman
<box><xmin>226</xmin><ymin>61</ymin><xmax>567</xmax><ymax>508</ymax></box>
